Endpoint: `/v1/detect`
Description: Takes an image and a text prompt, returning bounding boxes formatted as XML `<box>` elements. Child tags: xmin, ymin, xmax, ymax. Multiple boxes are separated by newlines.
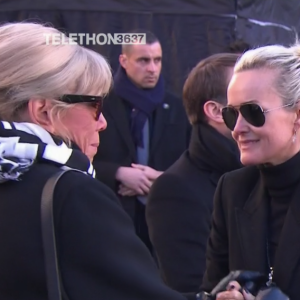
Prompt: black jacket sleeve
<box><xmin>201</xmin><ymin>174</ymin><xmax>230</xmax><ymax>293</ymax></box>
<box><xmin>54</xmin><ymin>171</ymin><xmax>186</xmax><ymax>300</ymax></box>
<box><xmin>146</xmin><ymin>173</ymin><xmax>212</xmax><ymax>294</ymax></box>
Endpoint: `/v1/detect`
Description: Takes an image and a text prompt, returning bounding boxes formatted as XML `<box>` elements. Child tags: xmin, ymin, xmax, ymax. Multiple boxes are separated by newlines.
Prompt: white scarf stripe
<box><xmin>42</xmin><ymin>144</ymin><xmax>73</xmax><ymax>165</ymax></box>
<box><xmin>12</xmin><ymin>143</ymin><xmax>38</xmax><ymax>160</ymax></box>
<box><xmin>13</xmin><ymin>122</ymin><xmax>57</xmax><ymax>146</ymax></box>
<box><xmin>88</xmin><ymin>164</ymin><xmax>94</xmax><ymax>175</ymax></box>
<box><xmin>2</xmin><ymin>121</ymin><xmax>12</xmax><ymax>129</ymax></box>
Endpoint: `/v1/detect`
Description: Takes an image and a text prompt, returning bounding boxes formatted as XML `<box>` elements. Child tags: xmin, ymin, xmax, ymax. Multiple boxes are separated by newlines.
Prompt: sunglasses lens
<box><xmin>240</xmin><ymin>103</ymin><xmax>265</xmax><ymax>127</ymax></box>
<box><xmin>222</xmin><ymin>107</ymin><xmax>238</xmax><ymax>130</ymax></box>
<box><xmin>86</xmin><ymin>100</ymin><xmax>103</xmax><ymax>120</ymax></box>
<box><xmin>93</xmin><ymin>100</ymin><xmax>103</xmax><ymax>120</ymax></box>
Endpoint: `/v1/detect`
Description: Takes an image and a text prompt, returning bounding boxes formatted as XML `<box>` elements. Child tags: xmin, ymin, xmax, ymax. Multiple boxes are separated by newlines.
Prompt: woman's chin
<box><xmin>240</xmin><ymin>153</ymin><xmax>263</xmax><ymax>166</ymax></box>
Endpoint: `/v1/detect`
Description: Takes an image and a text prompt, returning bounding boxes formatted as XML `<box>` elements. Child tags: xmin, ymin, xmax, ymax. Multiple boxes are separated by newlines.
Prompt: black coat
<box><xmin>0</xmin><ymin>162</ymin><xmax>188</xmax><ymax>300</ymax></box>
<box><xmin>146</xmin><ymin>123</ymin><xmax>242</xmax><ymax>293</ymax></box>
<box><xmin>93</xmin><ymin>90</ymin><xmax>191</xmax><ymax>219</ymax></box>
<box><xmin>201</xmin><ymin>165</ymin><xmax>300</xmax><ymax>300</ymax></box>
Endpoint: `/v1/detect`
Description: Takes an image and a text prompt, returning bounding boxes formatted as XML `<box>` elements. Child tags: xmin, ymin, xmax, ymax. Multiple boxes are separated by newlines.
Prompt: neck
<box><xmin>264</xmin><ymin>143</ymin><xmax>300</xmax><ymax>167</ymax></box>
<box><xmin>206</xmin><ymin>120</ymin><xmax>232</xmax><ymax>140</ymax></box>
<box><xmin>259</xmin><ymin>149</ymin><xmax>300</xmax><ymax>192</ymax></box>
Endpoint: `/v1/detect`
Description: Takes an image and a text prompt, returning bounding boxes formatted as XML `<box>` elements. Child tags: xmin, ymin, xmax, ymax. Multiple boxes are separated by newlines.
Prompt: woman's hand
<box><xmin>216</xmin><ymin>281</ymin><xmax>255</xmax><ymax>300</ymax></box>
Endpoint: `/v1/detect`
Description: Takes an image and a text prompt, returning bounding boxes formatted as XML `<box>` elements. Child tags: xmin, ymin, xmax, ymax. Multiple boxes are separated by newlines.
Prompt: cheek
<box><xmin>137</xmin><ymin>67</ymin><xmax>145</xmax><ymax>76</ymax></box>
<box><xmin>263</xmin><ymin>118</ymin><xmax>292</xmax><ymax>145</ymax></box>
<box><xmin>156</xmin><ymin>63</ymin><xmax>162</xmax><ymax>72</ymax></box>
<box><xmin>240</xmin><ymin>127</ymin><xmax>290</xmax><ymax>164</ymax></box>
<box><xmin>70</xmin><ymin>125</ymin><xmax>99</xmax><ymax>159</ymax></box>
<box><xmin>71</xmin><ymin>123</ymin><xmax>97</xmax><ymax>144</ymax></box>
<box><xmin>62</xmin><ymin>110</ymin><xmax>98</xmax><ymax>152</ymax></box>
<box><xmin>129</xmin><ymin>66</ymin><xmax>142</xmax><ymax>79</ymax></box>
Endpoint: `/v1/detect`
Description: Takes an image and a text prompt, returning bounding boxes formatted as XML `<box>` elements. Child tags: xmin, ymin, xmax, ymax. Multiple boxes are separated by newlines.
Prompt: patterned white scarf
<box><xmin>0</xmin><ymin>121</ymin><xmax>95</xmax><ymax>183</ymax></box>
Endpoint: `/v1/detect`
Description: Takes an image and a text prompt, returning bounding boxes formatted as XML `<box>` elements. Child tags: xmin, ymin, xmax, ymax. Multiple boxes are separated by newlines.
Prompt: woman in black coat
<box><xmin>0</xmin><ymin>22</ymin><xmax>187</xmax><ymax>300</ymax></box>
<box><xmin>200</xmin><ymin>43</ymin><xmax>300</xmax><ymax>300</ymax></box>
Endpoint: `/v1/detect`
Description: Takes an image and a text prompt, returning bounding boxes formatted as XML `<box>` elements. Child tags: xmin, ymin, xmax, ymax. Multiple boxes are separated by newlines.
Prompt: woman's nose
<box><xmin>97</xmin><ymin>113</ymin><xmax>107</xmax><ymax>131</ymax></box>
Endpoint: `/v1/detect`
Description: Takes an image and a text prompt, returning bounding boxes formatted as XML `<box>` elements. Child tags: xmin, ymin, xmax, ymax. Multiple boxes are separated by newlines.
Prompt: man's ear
<box><xmin>203</xmin><ymin>100</ymin><xmax>224</xmax><ymax>124</ymax></box>
<box><xmin>27</xmin><ymin>99</ymin><xmax>55</xmax><ymax>131</ymax></box>
<box><xmin>119</xmin><ymin>54</ymin><xmax>127</xmax><ymax>69</ymax></box>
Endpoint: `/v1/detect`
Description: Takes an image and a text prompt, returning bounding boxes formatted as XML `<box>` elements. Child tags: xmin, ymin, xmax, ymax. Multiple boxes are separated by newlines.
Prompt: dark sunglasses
<box><xmin>59</xmin><ymin>94</ymin><xmax>103</xmax><ymax>120</ymax></box>
<box><xmin>222</xmin><ymin>102</ymin><xmax>293</xmax><ymax>131</ymax></box>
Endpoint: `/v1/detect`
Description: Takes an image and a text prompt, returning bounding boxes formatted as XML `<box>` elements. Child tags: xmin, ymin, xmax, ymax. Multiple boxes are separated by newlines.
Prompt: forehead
<box><xmin>227</xmin><ymin>68</ymin><xmax>280</xmax><ymax>106</ymax></box>
<box><xmin>128</xmin><ymin>42</ymin><xmax>162</xmax><ymax>59</ymax></box>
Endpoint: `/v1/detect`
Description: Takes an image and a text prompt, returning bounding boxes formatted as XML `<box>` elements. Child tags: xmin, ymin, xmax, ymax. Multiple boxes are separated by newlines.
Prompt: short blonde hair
<box><xmin>0</xmin><ymin>22</ymin><xmax>112</xmax><ymax>126</ymax></box>
<box><xmin>234</xmin><ymin>42</ymin><xmax>300</xmax><ymax>107</ymax></box>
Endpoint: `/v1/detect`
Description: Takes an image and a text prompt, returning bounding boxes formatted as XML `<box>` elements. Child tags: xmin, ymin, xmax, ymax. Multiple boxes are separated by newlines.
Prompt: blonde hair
<box><xmin>234</xmin><ymin>42</ymin><xmax>300</xmax><ymax>107</ymax></box>
<box><xmin>0</xmin><ymin>22</ymin><xmax>112</xmax><ymax>142</ymax></box>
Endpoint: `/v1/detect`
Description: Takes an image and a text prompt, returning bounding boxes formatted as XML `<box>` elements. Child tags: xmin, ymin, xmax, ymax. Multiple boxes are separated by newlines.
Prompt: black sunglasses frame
<box><xmin>59</xmin><ymin>94</ymin><xmax>104</xmax><ymax>120</ymax></box>
<box><xmin>222</xmin><ymin>102</ymin><xmax>293</xmax><ymax>131</ymax></box>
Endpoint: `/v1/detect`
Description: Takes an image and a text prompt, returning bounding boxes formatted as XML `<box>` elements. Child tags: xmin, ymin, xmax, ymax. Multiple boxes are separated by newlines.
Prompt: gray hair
<box><xmin>234</xmin><ymin>43</ymin><xmax>300</xmax><ymax>107</ymax></box>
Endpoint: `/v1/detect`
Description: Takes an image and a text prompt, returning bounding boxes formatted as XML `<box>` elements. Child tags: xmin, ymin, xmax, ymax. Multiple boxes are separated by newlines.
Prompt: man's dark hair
<box><xmin>183</xmin><ymin>53</ymin><xmax>240</xmax><ymax>125</ymax></box>
<box><xmin>226</xmin><ymin>39</ymin><xmax>251</xmax><ymax>54</ymax></box>
<box><xmin>122</xmin><ymin>29</ymin><xmax>159</xmax><ymax>54</ymax></box>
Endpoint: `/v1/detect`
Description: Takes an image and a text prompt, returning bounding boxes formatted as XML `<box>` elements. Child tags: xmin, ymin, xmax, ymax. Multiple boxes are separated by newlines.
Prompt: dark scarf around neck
<box><xmin>113</xmin><ymin>65</ymin><xmax>165</xmax><ymax>147</ymax></box>
<box><xmin>189</xmin><ymin>122</ymin><xmax>243</xmax><ymax>176</ymax></box>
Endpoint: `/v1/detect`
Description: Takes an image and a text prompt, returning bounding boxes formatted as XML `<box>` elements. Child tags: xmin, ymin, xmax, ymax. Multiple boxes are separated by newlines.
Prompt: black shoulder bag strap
<box><xmin>41</xmin><ymin>169</ymin><xmax>81</xmax><ymax>300</ymax></box>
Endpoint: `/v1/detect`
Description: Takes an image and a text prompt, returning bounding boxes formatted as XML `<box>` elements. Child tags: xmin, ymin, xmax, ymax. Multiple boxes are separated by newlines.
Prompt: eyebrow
<box><xmin>137</xmin><ymin>56</ymin><xmax>162</xmax><ymax>60</ymax></box>
<box><xmin>243</xmin><ymin>99</ymin><xmax>259</xmax><ymax>104</ymax></box>
<box><xmin>228</xmin><ymin>99</ymin><xmax>259</xmax><ymax>108</ymax></box>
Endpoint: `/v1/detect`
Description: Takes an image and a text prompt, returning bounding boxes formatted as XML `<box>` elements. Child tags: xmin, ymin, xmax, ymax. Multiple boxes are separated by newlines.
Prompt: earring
<box><xmin>293</xmin><ymin>130</ymin><xmax>297</xmax><ymax>143</ymax></box>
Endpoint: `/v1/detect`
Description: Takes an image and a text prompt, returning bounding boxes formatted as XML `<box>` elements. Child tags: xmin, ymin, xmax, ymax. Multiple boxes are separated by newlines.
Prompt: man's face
<box><xmin>120</xmin><ymin>42</ymin><xmax>162</xmax><ymax>88</ymax></box>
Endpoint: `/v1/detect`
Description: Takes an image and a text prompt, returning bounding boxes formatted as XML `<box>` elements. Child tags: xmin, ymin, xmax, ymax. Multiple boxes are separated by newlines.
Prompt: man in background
<box><xmin>93</xmin><ymin>30</ymin><xmax>190</xmax><ymax>252</ymax></box>
<box><xmin>146</xmin><ymin>53</ymin><xmax>243</xmax><ymax>292</ymax></box>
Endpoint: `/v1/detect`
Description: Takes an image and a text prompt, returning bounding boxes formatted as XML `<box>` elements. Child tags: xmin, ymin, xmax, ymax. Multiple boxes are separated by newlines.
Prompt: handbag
<box><xmin>41</xmin><ymin>169</ymin><xmax>81</xmax><ymax>300</ymax></box>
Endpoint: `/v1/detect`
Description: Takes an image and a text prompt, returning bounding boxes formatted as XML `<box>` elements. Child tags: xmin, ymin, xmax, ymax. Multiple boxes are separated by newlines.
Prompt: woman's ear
<box><xmin>294</xmin><ymin>102</ymin><xmax>300</xmax><ymax>131</ymax></box>
<box><xmin>27</xmin><ymin>99</ymin><xmax>55</xmax><ymax>132</ymax></box>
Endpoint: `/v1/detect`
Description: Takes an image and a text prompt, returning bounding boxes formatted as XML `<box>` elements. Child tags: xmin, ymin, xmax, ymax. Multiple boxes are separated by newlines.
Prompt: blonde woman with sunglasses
<box><xmin>200</xmin><ymin>43</ymin><xmax>300</xmax><ymax>300</ymax></box>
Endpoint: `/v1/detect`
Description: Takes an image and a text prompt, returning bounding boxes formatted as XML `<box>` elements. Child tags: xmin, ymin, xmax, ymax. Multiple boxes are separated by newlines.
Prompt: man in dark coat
<box><xmin>93</xmin><ymin>30</ymin><xmax>191</xmax><ymax>252</ymax></box>
<box><xmin>146</xmin><ymin>53</ymin><xmax>243</xmax><ymax>293</ymax></box>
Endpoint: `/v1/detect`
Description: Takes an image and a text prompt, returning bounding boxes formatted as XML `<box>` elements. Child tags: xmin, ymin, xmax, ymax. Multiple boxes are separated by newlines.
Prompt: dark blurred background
<box><xmin>0</xmin><ymin>0</ymin><xmax>298</xmax><ymax>96</ymax></box>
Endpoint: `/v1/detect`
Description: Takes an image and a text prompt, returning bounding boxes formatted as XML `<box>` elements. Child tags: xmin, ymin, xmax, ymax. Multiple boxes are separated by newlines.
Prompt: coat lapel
<box><xmin>235</xmin><ymin>177</ymin><xmax>269</xmax><ymax>273</ymax></box>
<box><xmin>106</xmin><ymin>94</ymin><xmax>173</xmax><ymax>162</ymax></box>
<box><xmin>106</xmin><ymin>94</ymin><xmax>136</xmax><ymax>160</ymax></box>
<box><xmin>273</xmin><ymin>185</ymin><xmax>300</xmax><ymax>291</ymax></box>
<box><xmin>150</xmin><ymin>100</ymin><xmax>171</xmax><ymax>156</ymax></box>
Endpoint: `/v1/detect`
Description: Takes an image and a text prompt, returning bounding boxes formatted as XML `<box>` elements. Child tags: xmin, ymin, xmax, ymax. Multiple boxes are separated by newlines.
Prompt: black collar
<box><xmin>188</xmin><ymin>122</ymin><xmax>243</xmax><ymax>177</ymax></box>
